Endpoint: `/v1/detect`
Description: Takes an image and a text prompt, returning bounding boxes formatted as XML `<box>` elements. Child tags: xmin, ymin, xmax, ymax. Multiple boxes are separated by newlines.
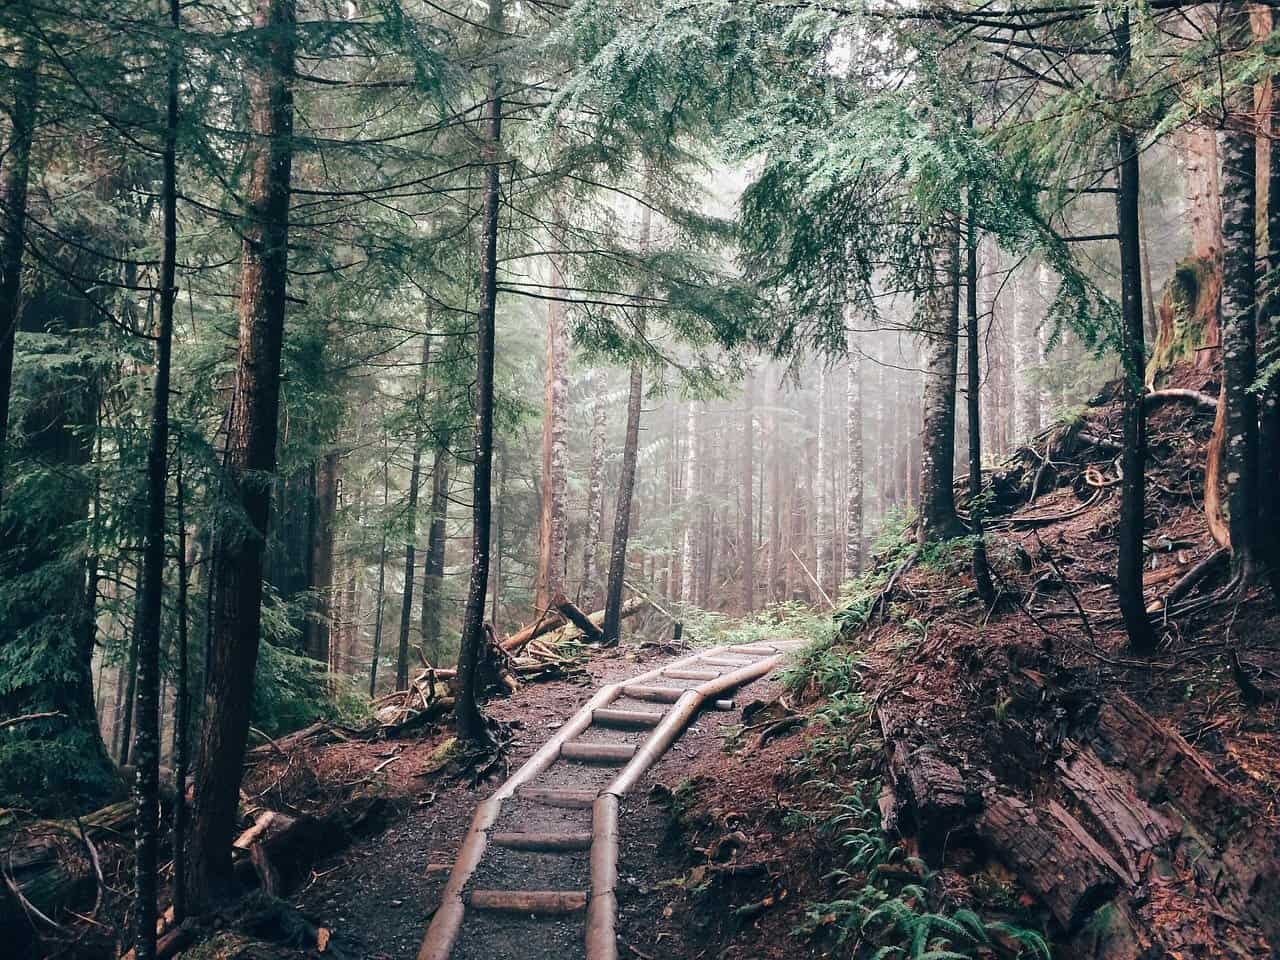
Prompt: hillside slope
<box><xmin>624</xmin><ymin>364</ymin><xmax>1280</xmax><ymax>960</ymax></box>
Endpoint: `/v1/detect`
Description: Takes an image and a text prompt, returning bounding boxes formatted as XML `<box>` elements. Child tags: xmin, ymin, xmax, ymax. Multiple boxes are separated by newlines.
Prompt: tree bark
<box><xmin>581</xmin><ymin>374</ymin><xmax>607</xmax><ymax>606</ymax></box>
<box><xmin>132</xmin><ymin>6</ymin><xmax>181</xmax><ymax>952</ymax></box>
<box><xmin>965</xmin><ymin>193</ymin><xmax>995</xmax><ymax>604</ymax></box>
<box><xmin>0</xmin><ymin>26</ymin><xmax>37</xmax><ymax>506</ymax></box>
<box><xmin>918</xmin><ymin>219</ymin><xmax>962</xmax><ymax>544</ymax></box>
<box><xmin>396</xmin><ymin>336</ymin><xmax>430</xmax><ymax>691</ymax></box>
<box><xmin>1262</xmin><ymin>54</ymin><xmax>1280</xmax><ymax>590</ymax></box>
<box><xmin>186</xmin><ymin>0</ymin><xmax>295</xmax><ymax>911</ymax></box>
<box><xmin>308</xmin><ymin>450</ymin><xmax>339</xmax><ymax>663</ymax></box>
<box><xmin>816</xmin><ymin>366</ymin><xmax>830</xmax><ymax>588</ymax></box>
<box><xmin>1218</xmin><ymin>0</ymin><xmax>1263</xmax><ymax>584</ymax></box>
<box><xmin>1013</xmin><ymin>269</ymin><xmax>1042</xmax><ymax>442</ymax></box>
<box><xmin>369</xmin><ymin>447</ymin><xmax>388</xmax><ymax>697</ymax></box>
<box><xmin>172</xmin><ymin>452</ymin><xmax>191</xmax><ymax>925</ymax></box>
<box><xmin>680</xmin><ymin>400</ymin><xmax>698</xmax><ymax>605</ymax></box>
<box><xmin>845</xmin><ymin>332</ymin><xmax>863</xmax><ymax>578</ymax></box>
<box><xmin>603</xmin><ymin>190</ymin><xmax>652</xmax><ymax>643</ymax></box>
<box><xmin>421</xmin><ymin>432</ymin><xmax>450</xmax><ymax>665</ymax></box>
<box><xmin>536</xmin><ymin>219</ymin><xmax>569</xmax><ymax>611</ymax></box>
<box><xmin>455</xmin><ymin>0</ymin><xmax>503</xmax><ymax>743</ymax></box>
<box><xmin>1114</xmin><ymin>10</ymin><xmax>1156</xmax><ymax>653</ymax></box>
<box><xmin>741</xmin><ymin>371</ymin><xmax>755</xmax><ymax>612</ymax></box>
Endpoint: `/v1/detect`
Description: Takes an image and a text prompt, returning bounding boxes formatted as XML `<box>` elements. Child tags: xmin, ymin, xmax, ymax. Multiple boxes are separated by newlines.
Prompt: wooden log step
<box><xmin>516</xmin><ymin>787</ymin><xmax>598</xmax><ymax>808</ymax></box>
<box><xmin>663</xmin><ymin>667</ymin><xmax>721</xmax><ymax>681</ymax></box>
<box><xmin>469</xmin><ymin>889</ymin><xmax>588</xmax><ymax>914</ymax></box>
<box><xmin>621</xmin><ymin>684</ymin><xmax>685</xmax><ymax>703</ymax></box>
<box><xmin>728</xmin><ymin>644</ymin><xmax>777</xmax><ymax>655</ymax></box>
<box><xmin>561</xmin><ymin>741</ymin><xmax>637</xmax><ymax>764</ymax></box>
<box><xmin>490</xmin><ymin>831</ymin><xmax>593</xmax><ymax>852</ymax></box>
<box><xmin>592</xmin><ymin>707</ymin><xmax>665</xmax><ymax>728</ymax></box>
<box><xmin>712</xmin><ymin>698</ymin><xmax>735</xmax><ymax>711</ymax></box>
<box><xmin>700</xmin><ymin>655</ymin><xmax>754</xmax><ymax>667</ymax></box>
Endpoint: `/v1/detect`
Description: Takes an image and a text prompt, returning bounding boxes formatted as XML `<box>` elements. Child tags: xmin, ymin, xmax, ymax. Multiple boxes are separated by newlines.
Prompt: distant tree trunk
<box><xmin>132</xmin><ymin>14</ymin><xmax>180</xmax><ymax>952</ymax></box>
<box><xmin>816</xmin><ymin>366</ymin><xmax>829</xmax><ymax>589</ymax></box>
<box><xmin>172</xmin><ymin>451</ymin><xmax>190</xmax><ymax>924</ymax></box>
<box><xmin>845</xmin><ymin>335</ymin><xmax>863</xmax><ymax>578</ymax></box>
<box><xmin>455</xmin><ymin>0</ymin><xmax>503</xmax><ymax>743</ymax></box>
<box><xmin>0</xmin><ymin>28</ymin><xmax>37</xmax><ymax>505</ymax></box>
<box><xmin>741</xmin><ymin>372</ymin><xmax>755</xmax><ymax>612</ymax></box>
<box><xmin>918</xmin><ymin>219</ymin><xmax>963</xmax><ymax>544</ymax></box>
<box><xmin>966</xmin><ymin>200</ymin><xmax>995</xmax><ymax>604</ymax></box>
<box><xmin>1219</xmin><ymin>0</ymin><xmax>1263</xmax><ymax>584</ymax></box>
<box><xmin>396</xmin><ymin>340</ymin><xmax>430</xmax><ymax>692</ymax></box>
<box><xmin>1181</xmin><ymin>124</ymin><xmax>1223</xmax><ymax>262</ymax></box>
<box><xmin>421</xmin><ymin>434</ymin><xmax>450</xmax><ymax>665</ymax></box>
<box><xmin>680</xmin><ymin>400</ymin><xmax>698</xmax><ymax>605</ymax></box>
<box><xmin>1114</xmin><ymin>11</ymin><xmax>1155</xmax><ymax>654</ymax></box>
<box><xmin>768</xmin><ymin>383</ymin><xmax>782</xmax><ymax>602</ymax></box>
<box><xmin>491</xmin><ymin>443</ymin><xmax>505</xmax><ymax>626</ymax></box>
<box><xmin>186</xmin><ymin>0</ymin><xmax>295</xmax><ymax>910</ymax></box>
<box><xmin>536</xmin><ymin>233</ymin><xmax>569</xmax><ymax>612</ymax></box>
<box><xmin>581</xmin><ymin>375</ymin><xmax>607</xmax><ymax>605</ymax></box>
<box><xmin>308</xmin><ymin>450</ymin><xmax>339</xmax><ymax>663</ymax></box>
<box><xmin>1013</xmin><ymin>271</ymin><xmax>1042</xmax><ymax>442</ymax></box>
<box><xmin>603</xmin><ymin>193</ymin><xmax>652</xmax><ymax>643</ymax></box>
<box><xmin>369</xmin><ymin>449</ymin><xmax>388</xmax><ymax>697</ymax></box>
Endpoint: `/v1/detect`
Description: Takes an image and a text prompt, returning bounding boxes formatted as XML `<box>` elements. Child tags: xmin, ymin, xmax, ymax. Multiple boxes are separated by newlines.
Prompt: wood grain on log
<box><xmin>977</xmin><ymin>793</ymin><xmax>1123</xmax><ymax>931</ymax></box>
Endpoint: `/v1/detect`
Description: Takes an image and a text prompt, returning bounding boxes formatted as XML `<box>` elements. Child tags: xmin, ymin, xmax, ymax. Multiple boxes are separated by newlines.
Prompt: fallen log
<box><xmin>501</xmin><ymin>608</ymin><xmax>568</xmax><ymax>652</ymax></box>
<box><xmin>977</xmin><ymin>793</ymin><xmax>1124</xmax><ymax>932</ymax></box>
<box><xmin>553</xmin><ymin>592</ymin><xmax>604</xmax><ymax>642</ymax></box>
<box><xmin>1143</xmin><ymin>388</ymin><xmax>1218</xmax><ymax>413</ymax></box>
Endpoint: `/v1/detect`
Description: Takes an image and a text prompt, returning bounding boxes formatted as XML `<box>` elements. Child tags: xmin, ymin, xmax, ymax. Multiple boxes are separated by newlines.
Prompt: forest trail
<box><xmin>274</xmin><ymin>640</ymin><xmax>800</xmax><ymax>960</ymax></box>
<box><xmin>417</xmin><ymin>640</ymin><xmax>803</xmax><ymax>960</ymax></box>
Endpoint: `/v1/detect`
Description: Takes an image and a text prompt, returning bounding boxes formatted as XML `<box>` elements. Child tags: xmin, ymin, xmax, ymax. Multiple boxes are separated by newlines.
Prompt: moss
<box><xmin>1147</xmin><ymin>255</ymin><xmax>1220</xmax><ymax>385</ymax></box>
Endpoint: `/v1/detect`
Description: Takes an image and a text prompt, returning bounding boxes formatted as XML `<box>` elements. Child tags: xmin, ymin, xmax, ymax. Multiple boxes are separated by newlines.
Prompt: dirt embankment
<box><xmin>622</xmin><ymin>365</ymin><xmax>1280</xmax><ymax>960</ymax></box>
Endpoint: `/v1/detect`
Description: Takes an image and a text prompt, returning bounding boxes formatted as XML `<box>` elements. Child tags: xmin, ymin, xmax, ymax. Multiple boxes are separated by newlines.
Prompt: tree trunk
<box><xmin>741</xmin><ymin>371</ymin><xmax>755</xmax><ymax>612</ymax></box>
<box><xmin>581</xmin><ymin>375</ymin><xmax>607</xmax><ymax>606</ymax></box>
<box><xmin>965</xmin><ymin>193</ymin><xmax>995</xmax><ymax>604</ymax></box>
<box><xmin>369</xmin><ymin>448</ymin><xmax>389</xmax><ymax>697</ymax></box>
<box><xmin>603</xmin><ymin>191</ymin><xmax>652</xmax><ymax>643</ymax></box>
<box><xmin>132</xmin><ymin>8</ymin><xmax>181</xmax><ymax>953</ymax></box>
<box><xmin>536</xmin><ymin>227</ymin><xmax>569</xmax><ymax>612</ymax></box>
<box><xmin>816</xmin><ymin>366</ymin><xmax>829</xmax><ymax>589</ymax></box>
<box><xmin>455</xmin><ymin>0</ymin><xmax>503</xmax><ymax>743</ymax></box>
<box><xmin>845</xmin><ymin>333</ymin><xmax>863</xmax><ymax>578</ymax></box>
<box><xmin>172</xmin><ymin>453</ymin><xmax>191</xmax><ymax>925</ymax></box>
<box><xmin>768</xmin><ymin>382</ymin><xmax>782</xmax><ymax>602</ymax></box>
<box><xmin>186</xmin><ymin>0</ymin><xmax>295</xmax><ymax>911</ymax></box>
<box><xmin>396</xmin><ymin>338</ymin><xmax>430</xmax><ymax>692</ymax></box>
<box><xmin>918</xmin><ymin>219</ymin><xmax>962</xmax><ymax>544</ymax></box>
<box><xmin>1218</xmin><ymin>0</ymin><xmax>1263</xmax><ymax>584</ymax></box>
<box><xmin>1114</xmin><ymin>11</ymin><xmax>1156</xmax><ymax>654</ymax></box>
<box><xmin>308</xmin><ymin>450</ymin><xmax>339</xmax><ymax>663</ymax></box>
<box><xmin>421</xmin><ymin>433</ymin><xmax>450</xmax><ymax>665</ymax></box>
<box><xmin>1262</xmin><ymin>54</ymin><xmax>1280</xmax><ymax>590</ymax></box>
<box><xmin>680</xmin><ymin>400</ymin><xmax>698</xmax><ymax>605</ymax></box>
<box><xmin>1013</xmin><ymin>270</ymin><xmax>1042</xmax><ymax>443</ymax></box>
<box><xmin>0</xmin><ymin>26</ymin><xmax>37</xmax><ymax>505</ymax></box>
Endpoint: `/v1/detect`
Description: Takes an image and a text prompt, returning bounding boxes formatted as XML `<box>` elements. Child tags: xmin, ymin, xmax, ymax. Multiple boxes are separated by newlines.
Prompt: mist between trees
<box><xmin>1</xmin><ymin>0</ymin><xmax>1278</xmax><ymax>956</ymax></box>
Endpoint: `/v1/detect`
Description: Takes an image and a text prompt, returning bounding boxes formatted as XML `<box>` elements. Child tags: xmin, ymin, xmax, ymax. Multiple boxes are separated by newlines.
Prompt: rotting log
<box><xmin>1054</xmin><ymin>746</ymin><xmax>1172</xmax><ymax>883</ymax></box>
<box><xmin>976</xmin><ymin>793</ymin><xmax>1124</xmax><ymax>932</ymax></box>
<box><xmin>1092</xmin><ymin>693</ymin><xmax>1236</xmax><ymax>826</ymax></box>
<box><xmin>503</xmin><ymin>597</ymin><xmax>647</xmax><ymax>653</ymax></box>
<box><xmin>882</xmin><ymin>738</ymin><xmax>976</xmax><ymax>846</ymax></box>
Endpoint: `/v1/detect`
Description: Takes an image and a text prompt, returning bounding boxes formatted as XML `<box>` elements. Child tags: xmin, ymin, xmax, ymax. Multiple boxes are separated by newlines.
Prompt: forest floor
<box><xmin>28</xmin><ymin>366</ymin><xmax>1280</xmax><ymax>960</ymax></box>
<box><xmin>246</xmin><ymin>639</ymin><xmax>797</xmax><ymax>960</ymax></box>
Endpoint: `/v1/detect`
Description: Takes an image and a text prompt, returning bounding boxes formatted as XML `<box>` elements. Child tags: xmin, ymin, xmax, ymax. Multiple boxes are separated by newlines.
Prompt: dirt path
<box><xmin>288</xmin><ymin>642</ymin><xmax>797</xmax><ymax>960</ymax></box>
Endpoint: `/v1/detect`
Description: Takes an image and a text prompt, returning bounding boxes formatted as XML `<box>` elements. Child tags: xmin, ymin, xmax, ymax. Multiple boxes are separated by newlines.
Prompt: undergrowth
<box><xmin>775</xmin><ymin>517</ymin><xmax>1052</xmax><ymax>960</ymax></box>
